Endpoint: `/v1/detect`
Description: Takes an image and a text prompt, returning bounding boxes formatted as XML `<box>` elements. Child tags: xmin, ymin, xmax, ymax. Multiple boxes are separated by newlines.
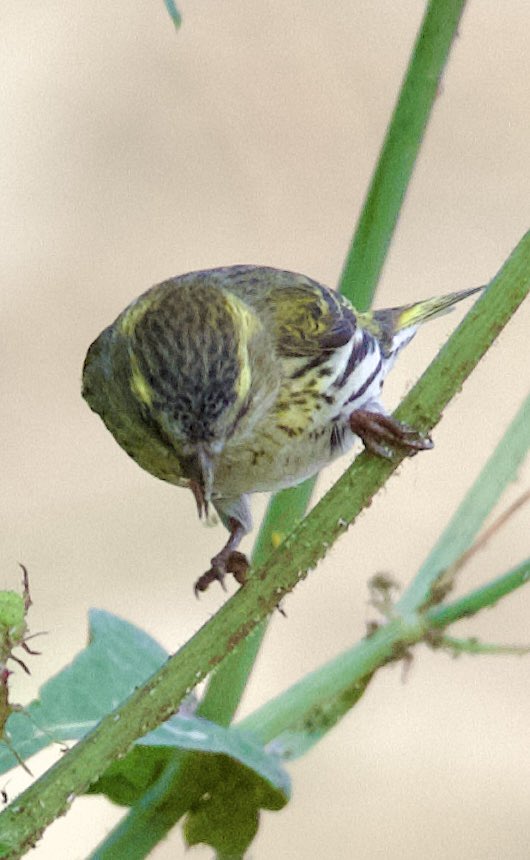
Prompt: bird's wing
<box><xmin>272</xmin><ymin>285</ymin><xmax>357</xmax><ymax>357</ymax></box>
<box><xmin>225</xmin><ymin>267</ymin><xmax>358</xmax><ymax>358</ymax></box>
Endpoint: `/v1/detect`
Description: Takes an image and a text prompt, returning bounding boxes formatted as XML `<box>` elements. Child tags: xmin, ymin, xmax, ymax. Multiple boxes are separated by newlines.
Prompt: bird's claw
<box><xmin>194</xmin><ymin>550</ymin><xmax>250</xmax><ymax>596</ymax></box>
<box><xmin>193</xmin><ymin>566</ymin><xmax>226</xmax><ymax>596</ymax></box>
<box><xmin>349</xmin><ymin>410</ymin><xmax>433</xmax><ymax>459</ymax></box>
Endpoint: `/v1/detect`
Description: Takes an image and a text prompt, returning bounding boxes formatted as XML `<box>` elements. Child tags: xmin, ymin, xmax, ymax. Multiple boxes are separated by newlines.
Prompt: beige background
<box><xmin>2</xmin><ymin>1</ymin><xmax>530</xmax><ymax>857</ymax></box>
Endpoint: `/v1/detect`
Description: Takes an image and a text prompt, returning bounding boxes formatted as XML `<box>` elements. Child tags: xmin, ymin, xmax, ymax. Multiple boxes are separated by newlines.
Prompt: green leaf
<box><xmin>88</xmin><ymin>715</ymin><xmax>289</xmax><ymax>808</ymax></box>
<box><xmin>163</xmin><ymin>0</ymin><xmax>182</xmax><ymax>29</ymax></box>
<box><xmin>0</xmin><ymin>609</ymin><xmax>167</xmax><ymax>773</ymax></box>
<box><xmin>183</xmin><ymin>754</ymin><xmax>287</xmax><ymax>856</ymax></box>
<box><xmin>0</xmin><ymin>610</ymin><xmax>289</xmax><ymax>819</ymax></box>
<box><xmin>87</xmin><ymin>746</ymin><xmax>170</xmax><ymax>807</ymax></box>
<box><xmin>139</xmin><ymin>720</ymin><xmax>289</xmax><ymax>793</ymax></box>
<box><xmin>253</xmin><ymin>676</ymin><xmax>372</xmax><ymax>763</ymax></box>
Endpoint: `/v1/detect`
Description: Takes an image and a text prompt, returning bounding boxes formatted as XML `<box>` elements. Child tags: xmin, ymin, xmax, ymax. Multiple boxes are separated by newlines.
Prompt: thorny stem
<box><xmin>0</xmin><ymin>228</ymin><xmax>527</xmax><ymax>858</ymax></box>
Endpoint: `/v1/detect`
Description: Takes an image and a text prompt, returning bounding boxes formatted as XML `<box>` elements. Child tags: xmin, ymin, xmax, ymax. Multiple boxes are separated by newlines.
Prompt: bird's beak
<box><xmin>197</xmin><ymin>444</ymin><xmax>215</xmax><ymax>512</ymax></box>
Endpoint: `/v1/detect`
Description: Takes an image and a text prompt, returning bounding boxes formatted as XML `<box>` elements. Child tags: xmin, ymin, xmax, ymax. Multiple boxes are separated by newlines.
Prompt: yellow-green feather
<box><xmin>222</xmin><ymin>291</ymin><xmax>262</xmax><ymax>404</ymax></box>
<box><xmin>393</xmin><ymin>286</ymin><xmax>483</xmax><ymax>330</ymax></box>
<box><xmin>359</xmin><ymin>285</ymin><xmax>483</xmax><ymax>341</ymax></box>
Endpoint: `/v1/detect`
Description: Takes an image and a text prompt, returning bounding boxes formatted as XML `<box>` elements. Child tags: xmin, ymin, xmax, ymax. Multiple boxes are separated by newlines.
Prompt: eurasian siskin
<box><xmin>82</xmin><ymin>265</ymin><xmax>481</xmax><ymax>592</ymax></box>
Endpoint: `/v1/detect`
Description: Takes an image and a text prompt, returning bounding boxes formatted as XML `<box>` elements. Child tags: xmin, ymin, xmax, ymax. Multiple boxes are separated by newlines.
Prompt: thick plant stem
<box><xmin>0</xmin><ymin>231</ymin><xmax>527</xmax><ymax>859</ymax></box>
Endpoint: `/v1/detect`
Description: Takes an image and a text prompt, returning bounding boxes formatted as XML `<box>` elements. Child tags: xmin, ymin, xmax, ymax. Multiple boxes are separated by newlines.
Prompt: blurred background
<box><xmin>2</xmin><ymin>1</ymin><xmax>529</xmax><ymax>857</ymax></box>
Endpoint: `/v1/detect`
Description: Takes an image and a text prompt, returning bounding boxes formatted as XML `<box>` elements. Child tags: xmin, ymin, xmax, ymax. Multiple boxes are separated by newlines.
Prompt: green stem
<box><xmin>240</xmin><ymin>616</ymin><xmax>417</xmax><ymax>746</ymax></box>
<box><xmin>200</xmin><ymin>0</ymin><xmax>468</xmax><ymax>731</ymax></box>
<box><xmin>163</xmin><ymin>0</ymin><xmax>182</xmax><ymax>29</ymax></box>
<box><xmin>240</xmin><ymin>557</ymin><xmax>530</xmax><ymax>749</ymax></box>
<box><xmin>0</xmin><ymin>232</ymin><xmax>527</xmax><ymax>859</ymax></box>
<box><xmin>397</xmin><ymin>392</ymin><xmax>530</xmax><ymax>615</ymax></box>
<box><xmin>339</xmin><ymin>0</ymin><xmax>467</xmax><ymax>304</ymax></box>
<box><xmin>199</xmin><ymin>480</ymin><xmax>316</xmax><ymax>726</ymax></box>
<box><xmin>427</xmin><ymin>557</ymin><xmax>530</xmax><ymax>628</ymax></box>
<box><xmin>433</xmin><ymin>635</ymin><xmax>530</xmax><ymax>656</ymax></box>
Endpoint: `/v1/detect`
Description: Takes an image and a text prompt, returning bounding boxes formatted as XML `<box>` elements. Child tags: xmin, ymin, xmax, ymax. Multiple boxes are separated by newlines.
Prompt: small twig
<box><xmin>430</xmin><ymin>633</ymin><xmax>530</xmax><ymax>657</ymax></box>
<box><xmin>448</xmin><ymin>489</ymin><xmax>530</xmax><ymax>577</ymax></box>
<box><xmin>427</xmin><ymin>489</ymin><xmax>530</xmax><ymax>606</ymax></box>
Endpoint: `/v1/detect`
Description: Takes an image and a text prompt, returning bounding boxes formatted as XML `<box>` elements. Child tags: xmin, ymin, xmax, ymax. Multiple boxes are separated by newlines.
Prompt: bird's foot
<box><xmin>194</xmin><ymin>550</ymin><xmax>250</xmax><ymax>596</ymax></box>
<box><xmin>349</xmin><ymin>409</ymin><xmax>433</xmax><ymax>459</ymax></box>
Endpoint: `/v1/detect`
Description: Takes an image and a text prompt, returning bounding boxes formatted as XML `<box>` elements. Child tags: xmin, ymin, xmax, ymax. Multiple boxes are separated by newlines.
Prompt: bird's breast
<box><xmin>210</xmin><ymin>327</ymin><xmax>387</xmax><ymax>497</ymax></box>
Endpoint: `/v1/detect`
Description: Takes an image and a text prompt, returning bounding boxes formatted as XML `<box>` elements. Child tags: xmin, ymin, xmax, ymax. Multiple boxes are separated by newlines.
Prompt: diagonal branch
<box><xmin>0</xmin><ymin>232</ymin><xmax>528</xmax><ymax>858</ymax></box>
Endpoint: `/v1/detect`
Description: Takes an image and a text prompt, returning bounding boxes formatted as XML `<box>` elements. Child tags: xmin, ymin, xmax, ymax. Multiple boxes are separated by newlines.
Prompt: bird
<box><xmin>82</xmin><ymin>265</ymin><xmax>482</xmax><ymax>593</ymax></box>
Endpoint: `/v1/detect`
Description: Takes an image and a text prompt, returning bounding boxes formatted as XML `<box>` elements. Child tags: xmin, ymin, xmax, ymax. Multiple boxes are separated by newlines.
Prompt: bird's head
<box><xmin>115</xmin><ymin>277</ymin><xmax>275</xmax><ymax>462</ymax></box>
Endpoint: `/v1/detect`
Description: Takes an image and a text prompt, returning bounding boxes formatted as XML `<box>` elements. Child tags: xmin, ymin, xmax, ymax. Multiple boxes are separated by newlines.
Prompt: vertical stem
<box><xmin>340</xmin><ymin>0</ymin><xmax>467</xmax><ymax>305</ymax></box>
<box><xmin>198</xmin><ymin>481</ymin><xmax>316</xmax><ymax>724</ymax></box>
<box><xmin>200</xmin><ymin>0</ymin><xmax>468</xmax><ymax>729</ymax></box>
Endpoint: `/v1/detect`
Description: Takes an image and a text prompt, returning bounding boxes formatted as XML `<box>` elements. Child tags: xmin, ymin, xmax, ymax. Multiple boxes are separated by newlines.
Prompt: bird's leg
<box><xmin>349</xmin><ymin>409</ymin><xmax>433</xmax><ymax>459</ymax></box>
<box><xmin>194</xmin><ymin>518</ymin><xmax>250</xmax><ymax>595</ymax></box>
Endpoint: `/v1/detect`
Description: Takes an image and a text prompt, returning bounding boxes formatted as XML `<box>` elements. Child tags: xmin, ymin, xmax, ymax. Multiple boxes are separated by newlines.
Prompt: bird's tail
<box><xmin>364</xmin><ymin>285</ymin><xmax>484</xmax><ymax>352</ymax></box>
